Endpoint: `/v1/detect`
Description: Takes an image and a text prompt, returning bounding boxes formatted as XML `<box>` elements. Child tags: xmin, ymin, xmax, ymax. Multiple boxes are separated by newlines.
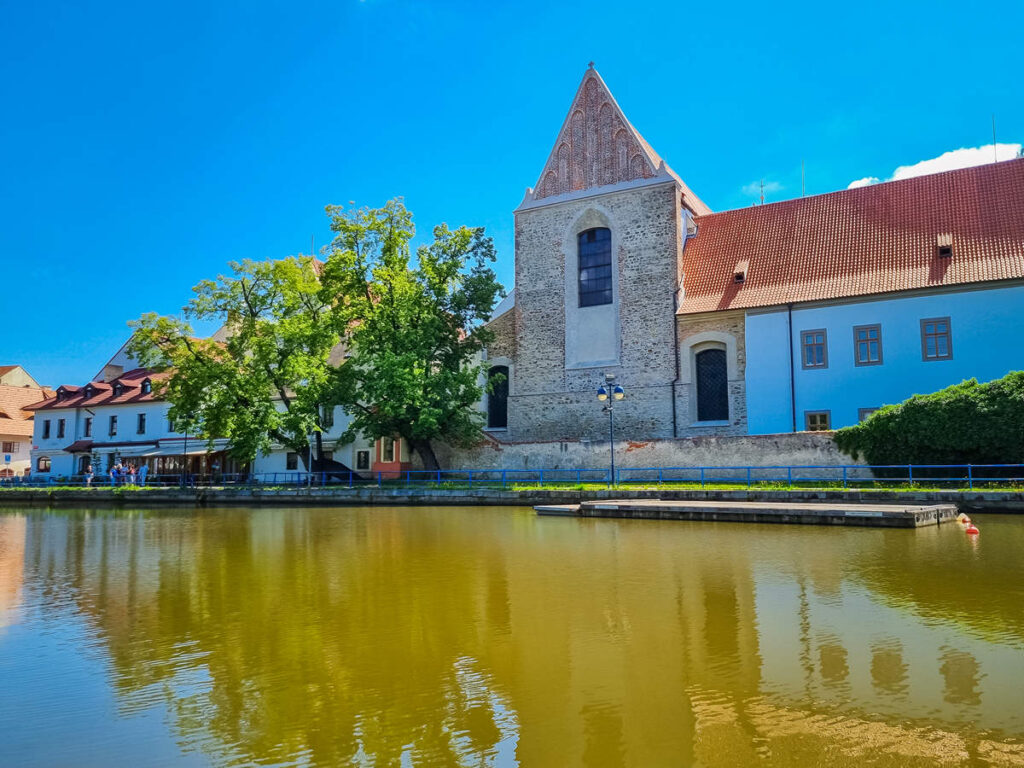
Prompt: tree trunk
<box><xmin>409</xmin><ymin>438</ymin><xmax>440</xmax><ymax>471</ymax></box>
<box><xmin>313</xmin><ymin>431</ymin><xmax>325</xmax><ymax>472</ymax></box>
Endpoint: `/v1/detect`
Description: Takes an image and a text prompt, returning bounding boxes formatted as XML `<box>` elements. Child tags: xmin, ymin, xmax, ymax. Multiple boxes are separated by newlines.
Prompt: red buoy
<box><xmin>965</xmin><ymin>525</ymin><xmax>980</xmax><ymax>535</ymax></box>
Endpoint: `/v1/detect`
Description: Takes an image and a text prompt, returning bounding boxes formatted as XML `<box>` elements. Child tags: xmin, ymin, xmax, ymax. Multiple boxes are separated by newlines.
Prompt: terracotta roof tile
<box><xmin>679</xmin><ymin>158</ymin><xmax>1024</xmax><ymax>314</ymax></box>
<box><xmin>0</xmin><ymin>384</ymin><xmax>48</xmax><ymax>436</ymax></box>
<box><xmin>24</xmin><ymin>368</ymin><xmax>170</xmax><ymax>412</ymax></box>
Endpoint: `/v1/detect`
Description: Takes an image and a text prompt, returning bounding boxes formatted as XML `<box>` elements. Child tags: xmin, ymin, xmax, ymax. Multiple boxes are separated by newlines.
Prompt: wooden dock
<box><xmin>535</xmin><ymin>498</ymin><xmax>960</xmax><ymax>528</ymax></box>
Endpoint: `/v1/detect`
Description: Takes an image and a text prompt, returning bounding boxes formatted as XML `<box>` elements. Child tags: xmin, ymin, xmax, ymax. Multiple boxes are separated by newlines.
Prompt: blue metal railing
<box><xmin>3</xmin><ymin>464</ymin><xmax>1024</xmax><ymax>490</ymax></box>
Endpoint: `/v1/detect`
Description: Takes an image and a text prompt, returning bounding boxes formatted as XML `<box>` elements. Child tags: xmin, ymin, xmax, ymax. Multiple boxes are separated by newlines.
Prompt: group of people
<box><xmin>82</xmin><ymin>462</ymin><xmax>149</xmax><ymax>487</ymax></box>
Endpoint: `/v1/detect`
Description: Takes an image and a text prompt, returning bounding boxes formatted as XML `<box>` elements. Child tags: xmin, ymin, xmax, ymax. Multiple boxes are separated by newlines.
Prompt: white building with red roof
<box><xmin>23</xmin><ymin>340</ymin><xmax>373</xmax><ymax>481</ymax></box>
<box><xmin>481</xmin><ymin>66</ymin><xmax>1024</xmax><ymax>440</ymax></box>
<box><xmin>0</xmin><ymin>366</ymin><xmax>49</xmax><ymax>478</ymax></box>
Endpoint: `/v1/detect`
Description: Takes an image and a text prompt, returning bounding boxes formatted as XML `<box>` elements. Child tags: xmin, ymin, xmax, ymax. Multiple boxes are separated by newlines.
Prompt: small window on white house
<box><xmin>109</xmin><ymin>415</ymin><xmax>118</xmax><ymax>436</ymax></box>
<box><xmin>921</xmin><ymin>317</ymin><xmax>953</xmax><ymax>360</ymax></box>
<box><xmin>37</xmin><ymin>456</ymin><xmax>51</xmax><ymax>472</ymax></box>
<box><xmin>356</xmin><ymin>450</ymin><xmax>371</xmax><ymax>471</ymax></box>
<box><xmin>853</xmin><ymin>324</ymin><xmax>883</xmax><ymax>366</ymax></box>
<box><xmin>43</xmin><ymin>420</ymin><xmax>51</xmax><ymax>439</ymax></box>
<box><xmin>141</xmin><ymin>379</ymin><xmax>152</xmax><ymax>395</ymax></box>
<box><xmin>805</xmin><ymin>411</ymin><xmax>831</xmax><ymax>431</ymax></box>
<box><xmin>382</xmin><ymin>438</ymin><xmax>396</xmax><ymax>463</ymax></box>
<box><xmin>57</xmin><ymin>419</ymin><xmax>66</xmax><ymax>439</ymax></box>
<box><xmin>286</xmin><ymin>453</ymin><xmax>299</xmax><ymax>471</ymax></box>
<box><xmin>801</xmin><ymin>330</ymin><xmax>828</xmax><ymax>369</ymax></box>
<box><xmin>137</xmin><ymin>413</ymin><xmax>146</xmax><ymax>434</ymax></box>
<box><xmin>858</xmin><ymin>408</ymin><xmax>879</xmax><ymax>422</ymax></box>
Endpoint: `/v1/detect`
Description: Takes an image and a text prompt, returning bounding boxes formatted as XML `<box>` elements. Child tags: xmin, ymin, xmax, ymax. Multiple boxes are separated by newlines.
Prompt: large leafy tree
<box><xmin>127</xmin><ymin>256</ymin><xmax>344</xmax><ymax>470</ymax></box>
<box><xmin>326</xmin><ymin>198</ymin><xmax>503</xmax><ymax>470</ymax></box>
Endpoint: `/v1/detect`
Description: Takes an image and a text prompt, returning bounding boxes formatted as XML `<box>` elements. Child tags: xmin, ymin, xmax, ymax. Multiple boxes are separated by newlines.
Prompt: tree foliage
<box><xmin>127</xmin><ymin>256</ymin><xmax>344</xmax><ymax>469</ymax></box>
<box><xmin>833</xmin><ymin>371</ymin><xmax>1024</xmax><ymax>466</ymax></box>
<box><xmin>127</xmin><ymin>198</ymin><xmax>503</xmax><ymax>472</ymax></box>
<box><xmin>325</xmin><ymin>199</ymin><xmax>503</xmax><ymax>469</ymax></box>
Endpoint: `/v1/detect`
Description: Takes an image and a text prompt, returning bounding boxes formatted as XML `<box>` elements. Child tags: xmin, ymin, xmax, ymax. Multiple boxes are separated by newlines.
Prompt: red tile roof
<box><xmin>679</xmin><ymin>158</ymin><xmax>1024</xmax><ymax>314</ymax></box>
<box><xmin>24</xmin><ymin>368</ymin><xmax>170</xmax><ymax>412</ymax></box>
<box><xmin>0</xmin><ymin>384</ymin><xmax>49</xmax><ymax>437</ymax></box>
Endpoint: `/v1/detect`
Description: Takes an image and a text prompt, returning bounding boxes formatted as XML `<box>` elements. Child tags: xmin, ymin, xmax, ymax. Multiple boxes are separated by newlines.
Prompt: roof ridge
<box><xmin>697</xmin><ymin>157</ymin><xmax>1024</xmax><ymax>220</ymax></box>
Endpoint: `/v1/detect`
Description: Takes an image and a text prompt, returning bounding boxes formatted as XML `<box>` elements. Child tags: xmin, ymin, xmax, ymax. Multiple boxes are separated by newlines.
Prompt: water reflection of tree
<box><xmin>16</xmin><ymin>510</ymin><xmax>907</xmax><ymax>767</ymax></box>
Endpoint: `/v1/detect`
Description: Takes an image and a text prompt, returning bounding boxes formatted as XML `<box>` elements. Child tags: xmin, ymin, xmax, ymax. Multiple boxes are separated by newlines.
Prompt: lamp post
<box><xmin>597</xmin><ymin>374</ymin><xmax>625</xmax><ymax>488</ymax></box>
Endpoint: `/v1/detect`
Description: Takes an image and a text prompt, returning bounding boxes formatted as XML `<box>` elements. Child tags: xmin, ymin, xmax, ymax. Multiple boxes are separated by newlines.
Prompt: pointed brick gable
<box><xmin>531</xmin><ymin>68</ymin><xmax>663</xmax><ymax>200</ymax></box>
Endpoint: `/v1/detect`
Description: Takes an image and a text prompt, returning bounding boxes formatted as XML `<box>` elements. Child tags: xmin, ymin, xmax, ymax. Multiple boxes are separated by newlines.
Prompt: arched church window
<box><xmin>487</xmin><ymin>366</ymin><xmax>509</xmax><ymax>429</ymax></box>
<box><xmin>578</xmin><ymin>228</ymin><xmax>612</xmax><ymax>307</ymax></box>
<box><xmin>696</xmin><ymin>348</ymin><xmax>729</xmax><ymax>422</ymax></box>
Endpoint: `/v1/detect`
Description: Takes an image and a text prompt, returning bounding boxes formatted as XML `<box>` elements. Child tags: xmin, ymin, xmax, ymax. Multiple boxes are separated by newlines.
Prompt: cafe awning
<box><xmin>141</xmin><ymin>444</ymin><xmax>228</xmax><ymax>457</ymax></box>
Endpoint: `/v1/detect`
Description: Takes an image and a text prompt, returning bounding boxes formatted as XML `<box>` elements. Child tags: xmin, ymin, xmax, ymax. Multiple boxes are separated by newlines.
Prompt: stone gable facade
<box><xmin>482</xmin><ymin>66</ymin><xmax>743</xmax><ymax>443</ymax></box>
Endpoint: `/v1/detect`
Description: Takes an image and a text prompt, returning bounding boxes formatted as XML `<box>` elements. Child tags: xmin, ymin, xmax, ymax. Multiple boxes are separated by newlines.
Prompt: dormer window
<box><xmin>141</xmin><ymin>379</ymin><xmax>152</xmax><ymax>395</ymax></box>
<box><xmin>937</xmin><ymin>233</ymin><xmax>953</xmax><ymax>258</ymax></box>
<box><xmin>113</xmin><ymin>383</ymin><xmax>124</xmax><ymax>397</ymax></box>
<box><xmin>83</xmin><ymin>385</ymin><xmax>94</xmax><ymax>399</ymax></box>
<box><xmin>733</xmin><ymin>259</ymin><xmax>749</xmax><ymax>285</ymax></box>
<box><xmin>55</xmin><ymin>389</ymin><xmax>66</xmax><ymax>402</ymax></box>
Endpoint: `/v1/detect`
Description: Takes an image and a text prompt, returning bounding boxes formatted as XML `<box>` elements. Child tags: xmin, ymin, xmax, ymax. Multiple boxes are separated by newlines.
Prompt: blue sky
<box><xmin>2</xmin><ymin>0</ymin><xmax>1022</xmax><ymax>386</ymax></box>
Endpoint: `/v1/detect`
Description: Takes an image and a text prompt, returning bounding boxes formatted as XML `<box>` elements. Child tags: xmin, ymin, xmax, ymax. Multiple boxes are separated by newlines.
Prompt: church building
<box><xmin>482</xmin><ymin>66</ymin><xmax>1024</xmax><ymax>442</ymax></box>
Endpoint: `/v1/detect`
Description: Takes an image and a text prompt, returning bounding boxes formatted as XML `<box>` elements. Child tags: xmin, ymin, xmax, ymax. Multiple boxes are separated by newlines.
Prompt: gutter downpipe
<box><xmin>672</xmin><ymin>299</ymin><xmax>680</xmax><ymax>438</ymax></box>
<box><xmin>787</xmin><ymin>303</ymin><xmax>797</xmax><ymax>432</ymax></box>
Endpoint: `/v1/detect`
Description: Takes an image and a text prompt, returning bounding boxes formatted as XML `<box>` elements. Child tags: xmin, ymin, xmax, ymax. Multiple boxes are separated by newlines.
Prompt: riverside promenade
<box><xmin>1</xmin><ymin>485</ymin><xmax>1022</xmax><ymax>513</ymax></box>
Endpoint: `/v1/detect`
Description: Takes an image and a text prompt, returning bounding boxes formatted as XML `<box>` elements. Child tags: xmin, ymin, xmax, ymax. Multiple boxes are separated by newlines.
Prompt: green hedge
<box><xmin>833</xmin><ymin>371</ymin><xmax>1024</xmax><ymax>466</ymax></box>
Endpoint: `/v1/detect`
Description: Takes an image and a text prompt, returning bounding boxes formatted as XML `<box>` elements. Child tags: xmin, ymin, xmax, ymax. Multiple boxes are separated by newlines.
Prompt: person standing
<box><xmin>84</xmin><ymin>463</ymin><xmax>94</xmax><ymax>487</ymax></box>
<box><xmin>139</xmin><ymin>464</ymin><xmax>149</xmax><ymax>487</ymax></box>
<box><xmin>109</xmin><ymin>464</ymin><xmax>118</xmax><ymax>486</ymax></box>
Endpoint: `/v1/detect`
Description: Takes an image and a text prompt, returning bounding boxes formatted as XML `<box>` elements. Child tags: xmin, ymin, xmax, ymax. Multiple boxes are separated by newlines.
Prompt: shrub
<box><xmin>833</xmin><ymin>371</ymin><xmax>1024</xmax><ymax>467</ymax></box>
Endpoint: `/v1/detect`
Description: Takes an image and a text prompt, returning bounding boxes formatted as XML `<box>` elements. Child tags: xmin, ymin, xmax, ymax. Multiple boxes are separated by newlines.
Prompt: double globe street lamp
<box><xmin>597</xmin><ymin>375</ymin><xmax>625</xmax><ymax>487</ymax></box>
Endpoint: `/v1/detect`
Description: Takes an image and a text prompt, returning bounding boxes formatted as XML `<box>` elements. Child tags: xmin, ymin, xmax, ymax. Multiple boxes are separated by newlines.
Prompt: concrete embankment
<box><xmin>0</xmin><ymin>486</ymin><xmax>1022</xmax><ymax>511</ymax></box>
<box><xmin>537</xmin><ymin>499</ymin><xmax>960</xmax><ymax>528</ymax></box>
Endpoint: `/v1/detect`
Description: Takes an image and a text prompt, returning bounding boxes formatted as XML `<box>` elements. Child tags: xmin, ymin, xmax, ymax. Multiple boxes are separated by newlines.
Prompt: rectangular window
<box><xmin>801</xmin><ymin>329</ymin><xmax>828</xmax><ymax>369</ymax></box>
<box><xmin>57</xmin><ymin>419</ymin><xmax>66</xmax><ymax>439</ymax></box>
<box><xmin>322</xmin><ymin>406</ymin><xmax>334</xmax><ymax>428</ymax></box>
<box><xmin>43</xmin><ymin>420</ymin><xmax>51</xmax><ymax>439</ymax></box>
<box><xmin>1</xmin><ymin>442</ymin><xmax>15</xmax><ymax>453</ymax></box>
<box><xmin>137</xmin><ymin>413</ymin><xmax>146</xmax><ymax>434</ymax></box>
<box><xmin>853</xmin><ymin>324</ymin><xmax>883</xmax><ymax>365</ymax></box>
<box><xmin>805</xmin><ymin>411</ymin><xmax>831</xmax><ymax>431</ymax></box>
<box><xmin>286</xmin><ymin>452</ymin><xmax>298</xmax><ymax>470</ymax></box>
<box><xmin>858</xmin><ymin>407</ymin><xmax>879</xmax><ymax>422</ymax></box>
<box><xmin>921</xmin><ymin>317</ymin><xmax>953</xmax><ymax>360</ymax></box>
<box><xmin>84</xmin><ymin>417</ymin><xmax>92</xmax><ymax>437</ymax></box>
<box><xmin>356</xmin><ymin>449</ymin><xmax>370</xmax><ymax>471</ymax></box>
<box><xmin>109</xmin><ymin>415</ymin><xmax>118</xmax><ymax>436</ymax></box>
<box><xmin>382</xmin><ymin>437</ymin><xmax>395</xmax><ymax>463</ymax></box>
<box><xmin>578</xmin><ymin>228</ymin><xmax>613</xmax><ymax>307</ymax></box>
<box><xmin>168</xmin><ymin>419</ymin><xmax>175</xmax><ymax>433</ymax></box>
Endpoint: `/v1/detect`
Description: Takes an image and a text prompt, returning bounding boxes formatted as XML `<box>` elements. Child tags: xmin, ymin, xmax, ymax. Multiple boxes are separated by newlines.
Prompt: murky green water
<box><xmin>0</xmin><ymin>506</ymin><xmax>1021</xmax><ymax>767</ymax></box>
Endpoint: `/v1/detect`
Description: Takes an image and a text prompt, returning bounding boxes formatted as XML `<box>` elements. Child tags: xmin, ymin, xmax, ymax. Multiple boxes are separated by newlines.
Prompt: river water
<box><xmin>0</xmin><ymin>506</ymin><xmax>1021</xmax><ymax>767</ymax></box>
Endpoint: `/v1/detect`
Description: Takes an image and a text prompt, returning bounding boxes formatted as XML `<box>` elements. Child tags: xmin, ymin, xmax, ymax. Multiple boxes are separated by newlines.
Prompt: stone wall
<box><xmin>675</xmin><ymin>310</ymin><xmax>748</xmax><ymax>437</ymax></box>
<box><xmin>509</xmin><ymin>180</ymin><xmax>682</xmax><ymax>441</ymax></box>
<box><xmin>430</xmin><ymin>432</ymin><xmax>859</xmax><ymax>472</ymax></box>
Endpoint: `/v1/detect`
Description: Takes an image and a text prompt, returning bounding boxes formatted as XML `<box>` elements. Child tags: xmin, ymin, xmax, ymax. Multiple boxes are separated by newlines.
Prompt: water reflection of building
<box><xmin>752</xmin><ymin>526</ymin><xmax>1023</xmax><ymax>734</ymax></box>
<box><xmin>13</xmin><ymin>510</ymin><xmax>1024</xmax><ymax>767</ymax></box>
<box><xmin>0</xmin><ymin>515</ymin><xmax>26</xmax><ymax>630</ymax></box>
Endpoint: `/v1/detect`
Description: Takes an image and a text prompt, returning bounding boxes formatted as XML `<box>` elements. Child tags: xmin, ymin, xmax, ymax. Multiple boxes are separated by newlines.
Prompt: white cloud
<box><xmin>847</xmin><ymin>176</ymin><xmax>880</xmax><ymax>189</ymax></box>
<box><xmin>741</xmin><ymin>180</ymin><xmax>783</xmax><ymax>197</ymax></box>
<box><xmin>847</xmin><ymin>143</ymin><xmax>1022</xmax><ymax>189</ymax></box>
